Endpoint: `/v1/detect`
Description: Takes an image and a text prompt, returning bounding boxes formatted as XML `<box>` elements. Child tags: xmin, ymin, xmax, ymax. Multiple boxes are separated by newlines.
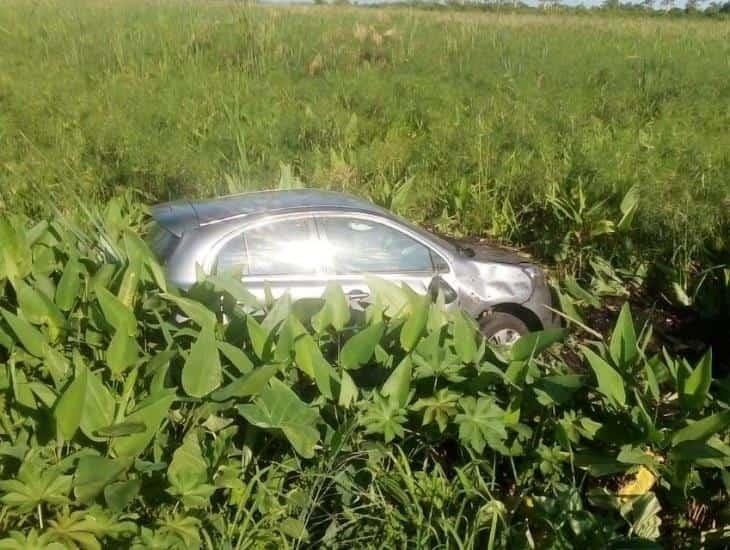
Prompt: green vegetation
<box><xmin>1</xmin><ymin>197</ymin><xmax>728</xmax><ymax>548</ymax></box>
<box><xmin>1</xmin><ymin>2</ymin><xmax>728</xmax><ymax>284</ymax></box>
<box><xmin>0</xmin><ymin>2</ymin><xmax>728</xmax><ymax>548</ymax></box>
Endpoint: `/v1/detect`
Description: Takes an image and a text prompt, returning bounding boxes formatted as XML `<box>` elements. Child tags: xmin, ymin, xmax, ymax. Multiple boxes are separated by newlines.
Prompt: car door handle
<box><xmin>346</xmin><ymin>290</ymin><xmax>369</xmax><ymax>300</ymax></box>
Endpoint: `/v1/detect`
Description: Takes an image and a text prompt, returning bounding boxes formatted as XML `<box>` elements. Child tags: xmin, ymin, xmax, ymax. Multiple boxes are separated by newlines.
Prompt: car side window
<box><xmin>430</xmin><ymin>250</ymin><xmax>450</xmax><ymax>273</ymax></box>
<box><xmin>318</xmin><ymin>217</ymin><xmax>435</xmax><ymax>274</ymax></box>
<box><xmin>216</xmin><ymin>217</ymin><xmax>320</xmax><ymax>277</ymax></box>
<box><xmin>216</xmin><ymin>232</ymin><xmax>247</xmax><ymax>276</ymax></box>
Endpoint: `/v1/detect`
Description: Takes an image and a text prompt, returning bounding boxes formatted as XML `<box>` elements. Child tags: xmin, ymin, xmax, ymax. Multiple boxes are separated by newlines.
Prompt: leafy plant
<box><xmin>0</xmin><ymin>205</ymin><xmax>727</xmax><ymax>548</ymax></box>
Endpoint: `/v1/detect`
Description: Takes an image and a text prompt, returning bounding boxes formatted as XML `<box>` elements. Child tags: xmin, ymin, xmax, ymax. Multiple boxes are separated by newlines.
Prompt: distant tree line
<box><xmin>598</xmin><ymin>0</ymin><xmax>730</xmax><ymax>14</ymax></box>
<box><xmin>327</xmin><ymin>0</ymin><xmax>730</xmax><ymax>16</ymax></box>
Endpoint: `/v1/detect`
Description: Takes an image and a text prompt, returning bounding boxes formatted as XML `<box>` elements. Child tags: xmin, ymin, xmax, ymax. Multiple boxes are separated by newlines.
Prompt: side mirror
<box><xmin>428</xmin><ymin>276</ymin><xmax>457</xmax><ymax>304</ymax></box>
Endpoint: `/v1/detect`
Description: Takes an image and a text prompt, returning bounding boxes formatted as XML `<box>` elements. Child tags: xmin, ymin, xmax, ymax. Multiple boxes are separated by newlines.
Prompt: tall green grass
<box><xmin>1</xmin><ymin>1</ymin><xmax>728</xmax><ymax>274</ymax></box>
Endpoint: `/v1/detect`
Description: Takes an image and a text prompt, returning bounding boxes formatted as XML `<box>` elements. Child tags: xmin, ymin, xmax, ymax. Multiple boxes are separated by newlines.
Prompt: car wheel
<box><xmin>480</xmin><ymin>312</ymin><xmax>529</xmax><ymax>347</ymax></box>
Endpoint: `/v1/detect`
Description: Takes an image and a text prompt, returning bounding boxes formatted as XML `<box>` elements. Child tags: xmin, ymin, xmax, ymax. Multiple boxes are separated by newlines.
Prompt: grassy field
<box><xmin>1</xmin><ymin>1</ymin><xmax>729</xmax><ymax>279</ymax></box>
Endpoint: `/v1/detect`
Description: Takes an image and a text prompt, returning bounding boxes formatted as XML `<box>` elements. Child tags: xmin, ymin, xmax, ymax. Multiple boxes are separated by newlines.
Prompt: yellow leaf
<box><xmin>618</xmin><ymin>466</ymin><xmax>656</xmax><ymax>498</ymax></box>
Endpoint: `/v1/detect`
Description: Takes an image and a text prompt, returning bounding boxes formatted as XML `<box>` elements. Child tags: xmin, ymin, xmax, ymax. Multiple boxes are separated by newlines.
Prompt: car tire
<box><xmin>480</xmin><ymin>312</ymin><xmax>529</xmax><ymax>347</ymax></box>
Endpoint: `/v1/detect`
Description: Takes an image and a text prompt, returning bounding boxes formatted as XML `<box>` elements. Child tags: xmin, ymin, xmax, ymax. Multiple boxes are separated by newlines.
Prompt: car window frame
<box><xmin>206</xmin><ymin>213</ymin><xmax>327</xmax><ymax>282</ymax></box>
<box><xmin>314</xmin><ymin>212</ymin><xmax>452</xmax><ymax>277</ymax></box>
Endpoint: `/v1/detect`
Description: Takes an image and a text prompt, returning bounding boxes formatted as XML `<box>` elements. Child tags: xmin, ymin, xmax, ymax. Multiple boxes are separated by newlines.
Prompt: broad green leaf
<box><xmin>28</xmin><ymin>382</ymin><xmax>57</xmax><ymax>408</ymax></box>
<box><xmin>533</xmin><ymin>374</ymin><xmax>585</xmax><ymax>406</ymax></box>
<box><xmin>0</xmin><ymin>325</ymin><xmax>13</xmax><ymax>351</ymax></box>
<box><xmin>399</xmin><ymin>294</ymin><xmax>429</xmax><ymax>351</ymax></box>
<box><xmin>312</xmin><ymin>283</ymin><xmax>350</xmax><ymax>333</ymax></box>
<box><xmin>452</xmin><ymin>311</ymin><xmax>478</xmax><ymax>364</ymax></box>
<box><xmin>0</xmin><ymin>308</ymin><xmax>47</xmax><ymax>357</ymax></box>
<box><xmin>182</xmin><ymin>326</ymin><xmax>221</xmax><ymax>398</ymax></box>
<box><xmin>338</xmin><ymin>370</ymin><xmax>358</xmax><ymax>408</ymax></box>
<box><xmin>96</xmin><ymin>287</ymin><xmax>137</xmax><ymax>336</ymax></box>
<box><xmin>32</xmin><ymin>273</ymin><xmax>57</xmax><ymax>304</ymax></box>
<box><xmin>582</xmin><ymin>346</ymin><xmax>626</xmax><ymax>407</ymax></box>
<box><xmin>616</xmin><ymin>446</ymin><xmax>658</xmax><ymax>467</ymax></box>
<box><xmin>454</xmin><ymin>396</ymin><xmax>507</xmax><ymax>454</ymax></box>
<box><xmin>161</xmin><ymin>293</ymin><xmax>217</xmax><ymax>330</ymax></box>
<box><xmin>45</xmin><ymin>346</ymin><xmax>69</xmax><ymax>386</ymax></box>
<box><xmin>207</xmin><ymin>274</ymin><xmax>260</xmax><ymax>309</ymax></box>
<box><xmin>574</xmin><ymin>453</ymin><xmax>626</xmax><ymax>476</ymax></box>
<box><xmin>279</xmin><ymin>518</ymin><xmax>309</xmax><ymax>541</ymax></box>
<box><xmin>340</xmin><ymin>322</ymin><xmax>384</xmax><ymax>370</ymax></box>
<box><xmin>167</xmin><ymin>432</ymin><xmax>215</xmax><ymax>509</ymax></box>
<box><xmin>564</xmin><ymin>276</ymin><xmax>601</xmax><ymax>308</ymax></box>
<box><xmin>382</xmin><ymin>355</ymin><xmax>412</xmax><ymax>407</ymax></box>
<box><xmin>104</xmin><ymin>479</ymin><xmax>141</xmax><ymax>512</ymax></box>
<box><xmin>273</xmin><ymin>315</ymin><xmax>297</xmax><ymax>362</ymax></box>
<box><xmin>246</xmin><ymin>315</ymin><xmax>269</xmax><ymax>360</ymax></box>
<box><xmin>10</xmin><ymin>366</ymin><xmax>37</xmax><ymax>410</ymax></box>
<box><xmin>217</xmin><ymin>341</ymin><xmax>253</xmax><ymax>374</ymax></box>
<box><xmin>116</xmin><ymin>366</ymin><xmax>139</xmax><ymax>425</ymax></box>
<box><xmin>609</xmin><ymin>303</ymin><xmax>637</xmax><ymax>368</ymax></box>
<box><xmin>505</xmin><ymin>360</ymin><xmax>529</xmax><ymax>387</ymax></box>
<box><xmin>294</xmin><ymin>331</ymin><xmax>335</xmax><ymax>399</ymax></box>
<box><xmin>364</xmin><ymin>276</ymin><xmax>409</xmax><ymax>318</ymax></box>
<box><xmin>427</xmin><ymin>291</ymin><xmax>447</xmax><ymax>333</ymax></box>
<box><xmin>511</xmin><ymin>328</ymin><xmax>568</xmax><ymax>362</ymax></box>
<box><xmin>238</xmin><ymin>379</ymin><xmax>320</xmax><ymax>458</ymax></box>
<box><xmin>680</xmin><ymin>349</ymin><xmax>712</xmax><ymax>411</ymax></box>
<box><xmin>261</xmin><ymin>292</ymin><xmax>292</xmax><ymax>333</ymax></box>
<box><xmin>149</xmin><ymin>351</ymin><xmax>175</xmax><ymax>395</ymax></box>
<box><xmin>74</xmin><ymin>456</ymin><xmax>131</xmax><ymax>502</ymax></box>
<box><xmin>210</xmin><ymin>364</ymin><xmax>279</xmax><ymax>402</ymax></box>
<box><xmin>669</xmin><ymin>438</ymin><xmax>730</xmax><ymax>466</ymax></box>
<box><xmin>0</xmin><ymin>217</ymin><xmax>31</xmax><ymax>280</ymax></box>
<box><xmin>14</xmin><ymin>280</ymin><xmax>65</xmax><ymax>336</ymax></box>
<box><xmin>54</xmin><ymin>365</ymin><xmax>88</xmax><ymax>441</ymax></box>
<box><xmin>111</xmin><ymin>390</ymin><xmax>176</xmax><ymax>457</ymax></box>
<box><xmin>55</xmin><ymin>255</ymin><xmax>83</xmax><ymax>311</ymax></box>
<box><xmin>80</xmin><ymin>370</ymin><xmax>115</xmax><ymax>441</ymax></box>
<box><xmin>123</xmin><ymin>229</ymin><xmax>168</xmax><ymax>292</ymax></box>
<box><xmin>107</xmin><ymin>328</ymin><xmax>138</xmax><ymax>376</ymax></box>
<box><xmin>89</xmin><ymin>264</ymin><xmax>117</xmax><ymax>294</ymax></box>
<box><xmin>144</xmin><ymin>348</ymin><xmax>177</xmax><ymax>378</ymax></box>
<box><xmin>671</xmin><ymin>410</ymin><xmax>730</xmax><ymax>447</ymax></box>
<box><xmin>625</xmin><ymin>492</ymin><xmax>662</xmax><ymax>541</ymax></box>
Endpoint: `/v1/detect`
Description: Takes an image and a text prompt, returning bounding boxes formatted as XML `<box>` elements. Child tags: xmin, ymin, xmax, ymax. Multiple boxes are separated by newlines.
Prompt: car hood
<box><xmin>462</xmin><ymin>242</ymin><xmax>532</xmax><ymax>265</ymax></box>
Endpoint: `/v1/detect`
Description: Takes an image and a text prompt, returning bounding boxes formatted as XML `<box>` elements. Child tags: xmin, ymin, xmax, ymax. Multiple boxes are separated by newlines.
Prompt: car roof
<box><xmin>152</xmin><ymin>189</ymin><xmax>389</xmax><ymax>235</ymax></box>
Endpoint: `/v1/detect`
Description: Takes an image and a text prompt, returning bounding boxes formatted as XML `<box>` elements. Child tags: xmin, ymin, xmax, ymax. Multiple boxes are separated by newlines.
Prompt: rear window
<box><xmin>148</xmin><ymin>224</ymin><xmax>180</xmax><ymax>262</ymax></box>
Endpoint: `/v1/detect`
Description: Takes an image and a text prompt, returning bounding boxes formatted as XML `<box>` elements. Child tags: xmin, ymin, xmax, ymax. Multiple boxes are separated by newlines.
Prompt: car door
<box><xmin>213</xmin><ymin>214</ymin><xmax>328</xmax><ymax>303</ymax></box>
<box><xmin>314</xmin><ymin>214</ymin><xmax>442</xmax><ymax>306</ymax></box>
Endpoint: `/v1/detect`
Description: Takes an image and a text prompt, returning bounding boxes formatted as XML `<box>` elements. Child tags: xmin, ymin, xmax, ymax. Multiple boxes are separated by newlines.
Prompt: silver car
<box><xmin>150</xmin><ymin>189</ymin><xmax>558</xmax><ymax>345</ymax></box>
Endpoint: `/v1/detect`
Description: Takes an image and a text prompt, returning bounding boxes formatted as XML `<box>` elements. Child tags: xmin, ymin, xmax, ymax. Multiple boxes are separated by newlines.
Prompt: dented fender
<box><xmin>452</xmin><ymin>262</ymin><xmax>534</xmax><ymax>317</ymax></box>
